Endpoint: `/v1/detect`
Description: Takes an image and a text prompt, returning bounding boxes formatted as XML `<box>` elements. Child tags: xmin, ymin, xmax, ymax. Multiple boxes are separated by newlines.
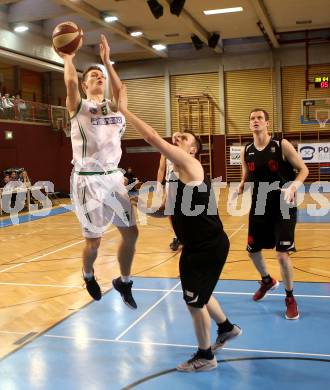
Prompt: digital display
<box><xmin>314</xmin><ymin>76</ymin><xmax>329</xmax><ymax>89</ymax></box>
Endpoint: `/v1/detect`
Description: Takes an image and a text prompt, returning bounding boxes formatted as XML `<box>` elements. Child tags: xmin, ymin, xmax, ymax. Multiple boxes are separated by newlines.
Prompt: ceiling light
<box><xmin>101</xmin><ymin>12</ymin><xmax>118</xmax><ymax>23</ymax></box>
<box><xmin>147</xmin><ymin>0</ymin><xmax>163</xmax><ymax>19</ymax></box>
<box><xmin>110</xmin><ymin>61</ymin><xmax>115</xmax><ymax>65</ymax></box>
<box><xmin>203</xmin><ymin>7</ymin><xmax>243</xmax><ymax>15</ymax></box>
<box><xmin>14</xmin><ymin>25</ymin><xmax>29</xmax><ymax>33</ymax></box>
<box><xmin>130</xmin><ymin>31</ymin><xmax>143</xmax><ymax>37</ymax></box>
<box><xmin>104</xmin><ymin>15</ymin><xmax>118</xmax><ymax>23</ymax></box>
<box><xmin>152</xmin><ymin>43</ymin><xmax>167</xmax><ymax>51</ymax></box>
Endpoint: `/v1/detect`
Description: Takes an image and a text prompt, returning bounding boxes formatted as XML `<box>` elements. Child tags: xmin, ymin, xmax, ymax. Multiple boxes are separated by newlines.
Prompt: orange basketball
<box><xmin>52</xmin><ymin>22</ymin><xmax>83</xmax><ymax>55</ymax></box>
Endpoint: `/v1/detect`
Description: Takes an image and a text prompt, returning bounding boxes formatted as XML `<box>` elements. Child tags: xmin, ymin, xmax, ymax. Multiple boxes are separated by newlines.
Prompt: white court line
<box><xmin>1</xmin><ymin>283</ymin><xmax>328</xmax><ymax>299</ymax></box>
<box><xmin>0</xmin><ymin>223</ymin><xmax>244</xmax><ymax>275</ymax></box>
<box><xmin>0</xmin><ymin>224</ymin><xmax>243</xmax><ymax>287</ymax></box>
<box><xmin>0</xmin><ymin>240</ymin><xmax>85</xmax><ymax>274</ymax></box>
<box><xmin>43</xmin><ymin>334</ymin><xmax>330</xmax><ymax>359</ymax></box>
<box><xmin>228</xmin><ymin>223</ymin><xmax>245</xmax><ymax>238</ymax></box>
<box><xmin>130</xmin><ymin>288</ymin><xmax>330</xmax><ymax>299</ymax></box>
<box><xmin>114</xmin><ymin>280</ymin><xmax>181</xmax><ymax>341</ymax></box>
<box><xmin>0</xmin><ymin>227</ymin><xmax>116</xmax><ymax>274</ymax></box>
<box><xmin>223</xmin><ymin>346</ymin><xmax>330</xmax><ymax>359</ymax></box>
<box><xmin>0</xmin><ymin>282</ymin><xmax>81</xmax><ymax>289</ymax></box>
<box><xmin>0</xmin><ymin>330</ymin><xmax>27</xmax><ymax>335</ymax></box>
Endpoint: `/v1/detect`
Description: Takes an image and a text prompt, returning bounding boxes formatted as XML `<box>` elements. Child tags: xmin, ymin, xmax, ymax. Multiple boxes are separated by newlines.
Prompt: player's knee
<box><xmin>248</xmin><ymin>250</ymin><xmax>261</xmax><ymax>260</ymax></box>
<box><xmin>186</xmin><ymin>300</ymin><xmax>204</xmax><ymax>309</ymax></box>
<box><xmin>276</xmin><ymin>251</ymin><xmax>289</xmax><ymax>265</ymax></box>
<box><xmin>86</xmin><ymin>238</ymin><xmax>101</xmax><ymax>251</ymax></box>
<box><xmin>120</xmin><ymin>225</ymin><xmax>139</xmax><ymax>244</ymax></box>
<box><xmin>183</xmin><ymin>291</ymin><xmax>204</xmax><ymax>308</ymax></box>
<box><xmin>127</xmin><ymin>225</ymin><xmax>139</xmax><ymax>242</ymax></box>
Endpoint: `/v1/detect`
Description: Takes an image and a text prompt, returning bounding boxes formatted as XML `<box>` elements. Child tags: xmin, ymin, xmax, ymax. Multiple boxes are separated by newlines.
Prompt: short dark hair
<box><xmin>249</xmin><ymin>108</ymin><xmax>269</xmax><ymax>121</ymax></box>
<box><xmin>82</xmin><ymin>66</ymin><xmax>104</xmax><ymax>82</ymax></box>
<box><xmin>184</xmin><ymin>130</ymin><xmax>202</xmax><ymax>156</ymax></box>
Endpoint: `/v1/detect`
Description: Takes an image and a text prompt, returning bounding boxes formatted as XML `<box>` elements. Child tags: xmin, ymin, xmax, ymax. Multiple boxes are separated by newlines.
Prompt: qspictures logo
<box><xmin>299</xmin><ymin>146</ymin><xmax>315</xmax><ymax>161</ymax></box>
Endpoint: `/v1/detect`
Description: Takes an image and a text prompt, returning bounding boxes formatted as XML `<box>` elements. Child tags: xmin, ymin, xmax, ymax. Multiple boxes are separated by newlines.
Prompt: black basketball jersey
<box><xmin>169</xmin><ymin>174</ymin><xmax>225</xmax><ymax>250</ymax></box>
<box><xmin>244</xmin><ymin>138</ymin><xmax>296</xmax><ymax>216</ymax></box>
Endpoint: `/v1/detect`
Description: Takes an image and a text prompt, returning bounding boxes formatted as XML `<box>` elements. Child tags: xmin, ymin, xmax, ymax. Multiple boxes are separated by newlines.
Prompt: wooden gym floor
<box><xmin>0</xmin><ymin>188</ymin><xmax>329</xmax><ymax>359</ymax></box>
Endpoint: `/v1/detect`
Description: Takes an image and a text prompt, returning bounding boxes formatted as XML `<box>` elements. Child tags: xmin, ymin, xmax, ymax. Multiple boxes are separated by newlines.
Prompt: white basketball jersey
<box><xmin>70</xmin><ymin>99</ymin><xmax>126</xmax><ymax>171</ymax></box>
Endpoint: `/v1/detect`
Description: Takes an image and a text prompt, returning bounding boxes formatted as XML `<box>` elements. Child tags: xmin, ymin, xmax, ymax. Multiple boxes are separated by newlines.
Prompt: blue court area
<box><xmin>298</xmin><ymin>208</ymin><xmax>330</xmax><ymax>222</ymax></box>
<box><xmin>0</xmin><ymin>205</ymin><xmax>72</xmax><ymax>228</ymax></box>
<box><xmin>0</xmin><ymin>278</ymin><xmax>329</xmax><ymax>390</ymax></box>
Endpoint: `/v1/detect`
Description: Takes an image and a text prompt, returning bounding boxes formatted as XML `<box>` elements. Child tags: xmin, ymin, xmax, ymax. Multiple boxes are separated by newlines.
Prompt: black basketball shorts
<box><xmin>247</xmin><ymin>210</ymin><xmax>297</xmax><ymax>253</ymax></box>
<box><xmin>179</xmin><ymin>233</ymin><xmax>229</xmax><ymax>308</ymax></box>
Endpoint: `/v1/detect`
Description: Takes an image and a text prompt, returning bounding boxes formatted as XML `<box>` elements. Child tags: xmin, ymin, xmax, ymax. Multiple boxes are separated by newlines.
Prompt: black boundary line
<box><xmin>132</xmin><ymin>252</ymin><xmax>180</xmax><ymax>276</ymax></box>
<box><xmin>13</xmin><ymin>332</ymin><xmax>38</xmax><ymax>345</ymax></box>
<box><xmin>293</xmin><ymin>266</ymin><xmax>330</xmax><ymax>280</ymax></box>
<box><xmin>121</xmin><ymin>356</ymin><xmax>330</xmax><ymax>390</ymax></box>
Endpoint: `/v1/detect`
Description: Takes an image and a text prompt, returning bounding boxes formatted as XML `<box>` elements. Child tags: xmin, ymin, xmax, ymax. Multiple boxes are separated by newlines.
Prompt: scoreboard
<box><xmin>314</xmin><ymin>75</ymin><xmax>329</xmax><ymax>89</ymax></box>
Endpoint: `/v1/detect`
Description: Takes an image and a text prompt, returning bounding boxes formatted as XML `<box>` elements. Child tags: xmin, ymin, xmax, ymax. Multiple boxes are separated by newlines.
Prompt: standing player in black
<box><xmin>237</xmin><ymin>108</ymin><xmax>308</xmax><ymax>319</ymax></box>
<box><xmin>119</xmin><ymin>85</ymin><xmax>241</xmax><ymax>372</ymax></box>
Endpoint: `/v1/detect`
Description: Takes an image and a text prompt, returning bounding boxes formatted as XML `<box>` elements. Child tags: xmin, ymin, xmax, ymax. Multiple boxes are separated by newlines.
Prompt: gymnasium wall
<box><xmin>0</xmin><ymin>65</ymin><xmax>15</xmax><ymax>94</ymax></box>
<box><xmin>20</xmin><ymin>68</ymin><xmax>43</xmax><ymax>102</ymax></box>
<box><xmin>0</xmin><ymin>122</ymin><xmax>72</xmax><ymax>193</ymax></box>
<box><xmin>1</xmin><ymin>44</ymin><xmax>330</xmax><ymax>190</ymax></box>
<box><xmin>125</xmin><ymin>76</ymin><xmax>166</xmax><ymax>139</ymax></box>
<box><xmin>282</xmin><ymin>64</ymin><xmax>330</xmax><ymax>132</ymax></box>
<box><xmin>225</xmin><ymin>68</ymin><xmax>277</xmax><ymax>134</ymax></box>
<box><xmin>170</xmin><ymin>72</ymin><xmax>221</xmax><ymax>135</ymax></box>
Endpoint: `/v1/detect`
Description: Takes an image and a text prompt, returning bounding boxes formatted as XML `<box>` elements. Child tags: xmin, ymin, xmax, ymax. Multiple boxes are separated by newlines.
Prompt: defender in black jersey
<box><xmin>238</xmin><ymin>108</ymin><xmax>308</xmax><ymax>320</ymax></box>
<box><xmin>119</xmin><ymin>85</ymin><xmax>241</xmax><ymax>372</ymax></box>
<box><xmin>156</xmin><ymin>141</ymin><xmax>181</xmax><ymax>251</ymax></box>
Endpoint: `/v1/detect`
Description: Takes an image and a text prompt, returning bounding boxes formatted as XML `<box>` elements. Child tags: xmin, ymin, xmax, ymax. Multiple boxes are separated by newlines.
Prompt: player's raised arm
<box><xmin>100</xmin><ymin>34</ymin><xmax>122</xmax><ymax>104</ymax></box>
<box><xmin>60</xmin><ymin>52</ymin><xmax>81</xmax><ymax>116</ymax></box>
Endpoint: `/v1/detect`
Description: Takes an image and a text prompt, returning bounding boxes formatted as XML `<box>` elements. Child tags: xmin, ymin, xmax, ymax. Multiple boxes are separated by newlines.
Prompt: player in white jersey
<box><xmin>59</xmin><ymin>35</ymin><xmax>138</xmax><ymax>308</ymax></box>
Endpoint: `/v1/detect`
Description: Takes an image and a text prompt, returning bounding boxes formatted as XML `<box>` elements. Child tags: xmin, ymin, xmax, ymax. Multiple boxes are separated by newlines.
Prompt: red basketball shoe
<box><xmin>253</xmin><ymin>278</ymin><xmax>279</xmax><ymax>301</ymax></box>
<box><xmin>285</xmin><ymin>296</ymin><xmax>300</xmax><ymax>320</ymax></box>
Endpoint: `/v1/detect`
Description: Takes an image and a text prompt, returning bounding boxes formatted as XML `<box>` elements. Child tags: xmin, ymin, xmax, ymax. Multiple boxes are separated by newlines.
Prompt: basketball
<box><xmin>52</xmin><ymin>21</ymin><xmax>83</xmax><ymax>54</ymax></box>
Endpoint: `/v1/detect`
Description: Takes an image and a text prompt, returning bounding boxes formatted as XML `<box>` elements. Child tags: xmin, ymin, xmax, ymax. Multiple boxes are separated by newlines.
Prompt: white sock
<box><xmin>121</xmin><ymin>275</ymin><xmax>130</xmax><ymax>283</ymax></box>
<box><xmin>83</xmin><ymin>271</ymin><xmax>94</xmax><ymax>280</ymax></box>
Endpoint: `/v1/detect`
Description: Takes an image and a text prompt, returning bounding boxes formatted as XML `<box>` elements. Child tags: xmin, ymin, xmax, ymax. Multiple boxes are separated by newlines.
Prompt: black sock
<box><xmin>262</xmin><ymin>274</ymin><xmax>272</xmax><ymax>284</ymax></box>
<box><xmin>217</xmin><ymin>318</ymin><xmax>234</xmax><ymax>333</ymax></box>
<box><xmin>285</xmin><ymin>289</ymin><xmax>293</xmax><ymax>297</ymax></box>
<box><xmin>197</xmin><ymin>347</ymin><xmax>214</xmax><ymax>360</ymax></box>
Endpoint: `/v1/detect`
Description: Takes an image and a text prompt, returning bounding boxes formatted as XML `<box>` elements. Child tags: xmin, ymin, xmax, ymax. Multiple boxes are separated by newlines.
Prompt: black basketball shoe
<box><xmin>83</xmin><ymin>269</ymin><xmax>102</xmax><ymax>301</ymax></box>
<box><xmin>112</xmin><ymin>277</ymin><xmax>137</xmax><ymax>309</ymax></box>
